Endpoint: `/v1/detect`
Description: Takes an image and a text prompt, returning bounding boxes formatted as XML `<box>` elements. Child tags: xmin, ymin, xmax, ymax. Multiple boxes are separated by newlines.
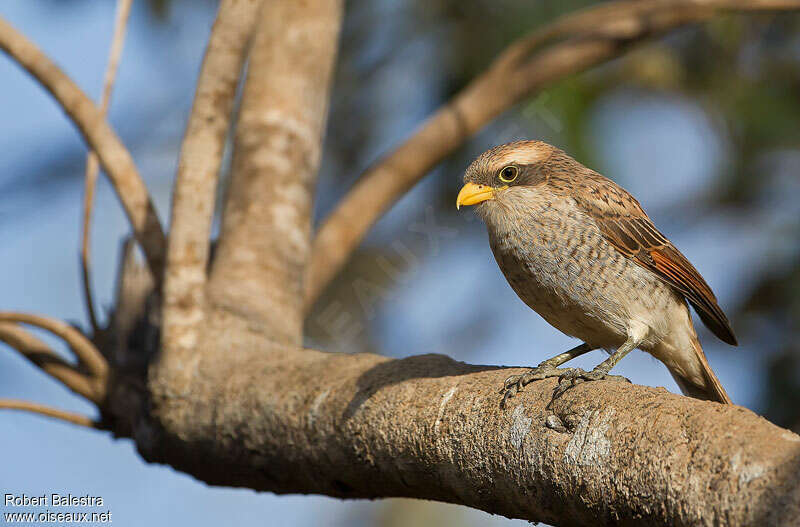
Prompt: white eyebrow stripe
<box><xmin>493</xmin><ymin>147</ymin><xmax>549</xmax><ymax>168</ymax></box>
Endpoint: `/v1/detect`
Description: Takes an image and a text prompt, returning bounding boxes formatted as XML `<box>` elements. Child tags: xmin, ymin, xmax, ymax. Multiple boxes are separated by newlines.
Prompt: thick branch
<box><xmin>0</xmin><ymin>16</ymin><xmax>166</xmax><ymax>281</ymax></box>
<box><xmin>304</xmin><ymin>0</ymin><xmax>800</xmax><ymax>310</ymax></box>
<box><xmin>162</xmin><ymin>0</ymin><xmax>262</xmax><ymax>361</ymax></box>
<box><xmin>0</xmin><ymin>322</ymin><xmax>101</xmax><ymax>402</ymax></box>
<box><xmin>0</xmin><ymin>399</ymin><xmax>99</xmax><ymax>429</ymax></box>
<box><xmin>132</xmin><ymin>346</ymin><xmax>800</xmax><ymax>526</ymax></box>
<box><xmin>81</xmin><ymin>0</ymin><xmax>133</xmax><ymax>334</ymax></box>
<box><xmin>206</xmin><ymin>0</ymin><xmax>343</xmax><ymax>344</ymax></box>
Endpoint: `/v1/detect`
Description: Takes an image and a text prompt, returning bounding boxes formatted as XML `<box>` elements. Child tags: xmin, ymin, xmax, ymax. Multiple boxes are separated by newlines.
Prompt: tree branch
<box><xmin>205</xmin><ymin>0</ymin><xmax>343</xmax><ymax>344</ymax></box>
<box><xmin>132</xmin><ymin>346</ymin><xmax>800</xmax><ymax>526</ymax></box>
<box><xmin>0</xmin><ymin>16</ymin><xmax>166</xmax><ymax>281</ymax></box>
<box><xmin>304</xmin><ymin>0</ymin><xmax>800</xmax><ymax>311</ymax></box>
<box><xmin>0</xmin><ymin>322</ymin><xmax>101</xmax><ymax>402</ymax></box>
<box><xmin>81</xmin><ymin>0</ymin><xmax>133</xmax><ymax>335</ymax></box>
<box><xmin>162</xmin><ymin>0</ymin><xmax>262</xmax><ymax>364</ymax></box>
<box><xmin>0</xmin><ymin>399</ymin><xmax>99</xmax><ymax>429</ymax></box>
<box><xmin>0</xmin><ymin>312</ymin><xmax>107</xmax><ymax>383</ymax></box>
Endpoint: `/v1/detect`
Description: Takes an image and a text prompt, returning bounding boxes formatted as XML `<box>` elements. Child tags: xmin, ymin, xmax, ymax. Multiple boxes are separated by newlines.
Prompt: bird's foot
<box><xmin>553</xmin><ymin>368</ymin><xmax>630</xmax><ymax>399</ymax></box>
<box><xmin>499</xmin><ymin>364</ymin><xmax>568</xmax><ymax>408</ymax></box>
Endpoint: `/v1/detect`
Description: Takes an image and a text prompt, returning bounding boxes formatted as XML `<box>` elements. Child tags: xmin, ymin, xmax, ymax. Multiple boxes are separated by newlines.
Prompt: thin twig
<box><xmin>81</xmin><ymin>0</ymin><xmax>133</xmax><ymax>335</ymax></box>
<box><xmin>304</xmin><ymin>0</ymin><xmax>800</xmax><ymax>312</ymax></box>
<box><xmin>0</xmin><ymin>322</ymin><xmax>101</xmax><ymax>402</ymax></box>
<box><xmin>0</xmin><ymin>312</ymin><xmax>108</xmax><ymax>381</ymax></box>
<box><xmin>0</xmin><ymin>399</ymin><xmax>99</xmax><ymax>429</ymax></box>
<box><xmin>0</xmin><ymin>16</ymin><xmax>167</xmax><ymax>283</ymax></box>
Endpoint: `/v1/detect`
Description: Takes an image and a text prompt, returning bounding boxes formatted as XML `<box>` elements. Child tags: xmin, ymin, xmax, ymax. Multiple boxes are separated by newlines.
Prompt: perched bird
<box><xmin>456</xmin><ymin>140</ymin><xmax>736</xmax><ymax>405</ymax></box>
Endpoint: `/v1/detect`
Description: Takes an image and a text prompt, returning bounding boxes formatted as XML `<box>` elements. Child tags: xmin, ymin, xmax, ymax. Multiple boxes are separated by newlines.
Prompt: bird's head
<box><xmin>456</xmin><ymin>140</ymin><xmax>558</xmax><ymax>213</ymax></box>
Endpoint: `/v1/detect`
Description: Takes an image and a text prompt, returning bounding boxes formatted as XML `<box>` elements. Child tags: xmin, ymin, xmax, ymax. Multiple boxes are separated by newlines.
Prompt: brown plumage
<box><xmin>457</xmin><ymin>140</ymin><xmax>736</xmax><ymax>404</ymax></box>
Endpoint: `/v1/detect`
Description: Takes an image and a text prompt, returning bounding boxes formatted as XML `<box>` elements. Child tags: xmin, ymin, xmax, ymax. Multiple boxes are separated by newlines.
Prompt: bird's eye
<box><xmin>498</xmin><ymin>165</ymin><xmax>518</xmax><ymax>183</ymax></box>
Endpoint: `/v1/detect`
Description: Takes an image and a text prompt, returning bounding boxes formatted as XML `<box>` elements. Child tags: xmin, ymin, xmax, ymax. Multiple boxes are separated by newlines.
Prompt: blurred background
<box><xmin>1</xmin><ymin>1</ymin><xmax>798</xmax><ymax>525</ymax></box>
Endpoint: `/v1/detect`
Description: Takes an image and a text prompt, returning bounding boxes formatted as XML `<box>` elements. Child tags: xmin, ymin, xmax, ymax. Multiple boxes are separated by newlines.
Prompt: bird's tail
<box><xmin>669</xmin><ymin>335</ymin><xmax>732</xmax><ymax>404</ymax></box>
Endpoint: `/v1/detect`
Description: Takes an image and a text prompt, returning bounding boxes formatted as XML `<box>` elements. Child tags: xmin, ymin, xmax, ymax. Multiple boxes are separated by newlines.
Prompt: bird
<box><xmin>455</xmin><ymin>140</ymin><xmax>736</xmax><ymax>405</ymax></box>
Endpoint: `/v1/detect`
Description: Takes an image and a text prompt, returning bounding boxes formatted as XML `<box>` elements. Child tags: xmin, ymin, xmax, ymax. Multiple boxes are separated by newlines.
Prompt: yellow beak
<box><xmin>456</xmin><ymin>182</ymin><xmax>495</xmax><ymax>210</ymax></box>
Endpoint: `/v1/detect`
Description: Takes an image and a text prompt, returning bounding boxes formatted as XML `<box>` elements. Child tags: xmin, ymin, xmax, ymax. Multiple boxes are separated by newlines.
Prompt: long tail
<box><xmin>669</xmin><ymin>335</ymin><xmax>732</xmax><ymax>404</ymax></box>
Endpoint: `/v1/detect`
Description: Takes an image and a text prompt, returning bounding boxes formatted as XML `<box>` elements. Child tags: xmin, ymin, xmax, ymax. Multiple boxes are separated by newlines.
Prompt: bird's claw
<box><xmin>553</xmin><ymin>368</ymin><xmax>630</xmax><ymax>399</ymax></box>
<box><xmin>499</xmin><ymin>364</ymin><xmax>567</xmax><ymax>408</ymax></box>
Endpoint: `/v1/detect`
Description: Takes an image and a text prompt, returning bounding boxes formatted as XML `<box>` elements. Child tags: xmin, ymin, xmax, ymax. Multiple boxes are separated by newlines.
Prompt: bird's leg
<box><xmin>553</xmin><ymin>336</ymin><xmax>636</xmax><ymax>398</ymax></box>
<box><xmin>500</xmin><ymin>343</ymin><xmax>594</xmax><ymax>407</ymax></box>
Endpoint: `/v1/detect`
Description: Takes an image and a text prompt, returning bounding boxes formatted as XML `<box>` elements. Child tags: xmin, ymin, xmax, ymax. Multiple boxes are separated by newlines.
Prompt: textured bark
<box><xmin>151</xmin><ymin>0</ymin><xmax>343</xmax><ymax>440</ymax></box>
<box><xmin>207</xmin><ymin>0</ymin><xmax>343</xmax><ymax>344</ymax></box>
<box><xmin>162</xmin><ymin>0</ymin><xmax>262</xmax><ymax>379</ymax></box>
<box><xmin>132</xmin><ymin>344</ymin><xmax>800</xmax><ymax>527</ymax></box>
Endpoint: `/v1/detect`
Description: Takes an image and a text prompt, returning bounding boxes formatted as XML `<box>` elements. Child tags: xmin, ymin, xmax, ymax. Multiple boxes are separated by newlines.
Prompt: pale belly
<box><xmin>486</xmin><ymin>197</ymin><xmax>681</xmax><ymax>351</ymax></box>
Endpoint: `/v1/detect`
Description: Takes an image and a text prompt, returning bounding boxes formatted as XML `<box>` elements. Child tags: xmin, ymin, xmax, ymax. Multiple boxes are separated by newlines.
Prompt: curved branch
<box><xmin>304</xmin><ymin>0</ymin><xmax>800</xmax><ymax>311</ymax></box>
<box><xmin>81</xmin><ymin>0</ymin><xmax>133</xmax><ymax>335</ymax></box>
<box><xmin>135</xmin><ymin>346</ymin><xmax>800</xmax><ymax>526</ymax></box>
<box><xmin>162</xmin><ymin>0</ymin><xmax>262</xmax><ymax>359</ymax></box>
<box><xmin>0</xmin><ymin>399</ymin><xmax>99</xmax><ymax>429</ymax></box>
<box><xmin>0</xmin><ymin>16</ymin><xmax>166</xmax><ymax>281</ymax></box>
<box><xmin>0</xmin><ymin>312</ymin><xmax>107</xmax><ymax>382</ymax></box>
<box><xmin>0</xmin><ymin>322</ymin><xmax>101</xmax><ymax>402</ymax></box>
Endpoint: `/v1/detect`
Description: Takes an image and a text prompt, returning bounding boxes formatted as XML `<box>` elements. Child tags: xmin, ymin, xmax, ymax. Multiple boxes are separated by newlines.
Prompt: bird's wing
<box><xmin>571</xmin><ymin>174</ymin><xmax>737</xmax><ymax>345</ymax></box>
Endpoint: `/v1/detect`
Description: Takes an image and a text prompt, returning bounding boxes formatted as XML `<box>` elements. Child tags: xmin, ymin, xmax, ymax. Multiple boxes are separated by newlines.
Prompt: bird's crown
<box><xmin>463</xmin><ymin>140</ymin><xmax>564</xmax><ymax>188</ymax></box>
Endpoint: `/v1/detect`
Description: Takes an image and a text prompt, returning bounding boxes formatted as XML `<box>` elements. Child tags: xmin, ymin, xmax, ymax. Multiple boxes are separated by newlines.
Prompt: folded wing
<box><xmin>572</xmin><ymin>174</ymin><xmax>737</xmax><ymax>346</ymax></box>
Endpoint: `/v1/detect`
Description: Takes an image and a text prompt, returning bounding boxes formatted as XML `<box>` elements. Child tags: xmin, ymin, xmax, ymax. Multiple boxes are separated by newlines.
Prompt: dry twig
<box><xmin>0</xmin><ymin>399</ymin><xmax>99</xmax><ymax>429</ymax></box>
<box><xmin>81</xmin><ymin>0</ymin><xmax>133</xmax><ymax>335</ymax></box>
<box><xmin>0</xmin><ymin>312</ymin><xmax>107</xmax><ymax>381</ymax></box>
<box><xmin>0</xmin><ymin>322</ymin><xmax>100</xmax><ymax>402</ymax></box>
<box><xmin>0</xmin><ymin>16</ymin><xmax>166</xmax><ymax>281</ymax></box>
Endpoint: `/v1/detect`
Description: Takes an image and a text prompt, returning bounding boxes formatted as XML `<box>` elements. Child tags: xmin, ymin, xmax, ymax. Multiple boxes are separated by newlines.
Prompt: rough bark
<box><xmin>151</xmin><ymin>0</ymin><xmax>343</xmax><ymax>439</ymax></box>
<box><xmin>162</xmin><ymin>0</ymin><xmax>262</xmax><ymax>382</ymax></box>
<box><xmin>132</xmin><ymin>344</ymin><xmax>800</xmax><ymax>527</ymax></box>
<box><xmin>206</xmin><ymin>0</ymin><xmax>343</xmax><ymax>344</ymax></box>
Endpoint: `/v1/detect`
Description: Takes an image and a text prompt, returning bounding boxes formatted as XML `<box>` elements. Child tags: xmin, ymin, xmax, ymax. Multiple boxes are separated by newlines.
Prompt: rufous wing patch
<box><xmin>648</xmin><ymin>248</ymin><xmax>737</xmax><ymax>345</ymax></box>
<box><xmin>569</xmin><ymin>173</ymin><xmax>738</xmax><ymax>346</ymax></box>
